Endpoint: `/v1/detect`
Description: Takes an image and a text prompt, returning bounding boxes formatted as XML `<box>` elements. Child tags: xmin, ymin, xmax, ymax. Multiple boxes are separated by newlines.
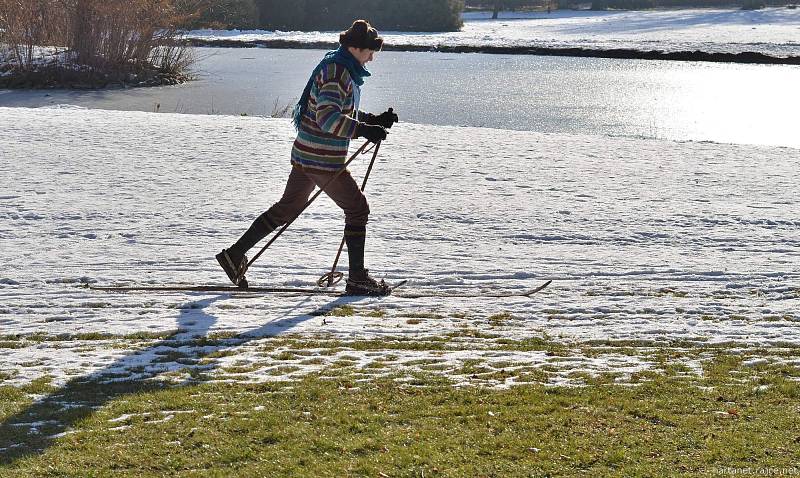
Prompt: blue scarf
<box><xmin>292</xmin><ymin>46</ymin><xmax>371</xmax><ymax>130</ymax></box>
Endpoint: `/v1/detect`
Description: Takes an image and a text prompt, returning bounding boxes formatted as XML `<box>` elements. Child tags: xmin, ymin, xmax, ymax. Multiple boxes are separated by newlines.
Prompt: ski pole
<box><xmin>317</xmin><ymin>141</ymin><xmax>381</xmax><ymax>287</ymax></box>
<box><xmin>246</xmin><ymin>140</ymin><xmax>376</xmax><ymax>271</ymax></box>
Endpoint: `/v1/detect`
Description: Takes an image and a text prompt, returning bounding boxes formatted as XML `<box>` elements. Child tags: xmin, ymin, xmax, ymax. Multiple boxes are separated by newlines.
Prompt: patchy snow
<box><xmin>0</xmin><ymin>106</ymin><xmax>798</xmax><ymax>388</ymax></box>
<box><xmin>0</xmin><ymin>46</ymin><xmax>73</xmax><ymax>69</ymax></box>
<box><xmin>186</xmin><ymin>8</ymin><xmax>800</xmax><ymax>57</ymax></box>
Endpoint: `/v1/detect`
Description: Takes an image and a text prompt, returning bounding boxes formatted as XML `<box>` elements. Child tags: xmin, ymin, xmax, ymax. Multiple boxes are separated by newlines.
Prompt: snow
<box><xmin>0</xmin><ymin>46</ymin><xmax>73</xmax><ymax>69</ymax></box>
<box><xmin>186</xmin><ymin>8</ymin><xmax>800</xmax><ymax>57</ymax></box>
<box><xmin>0</xmin><ymin>106</ymin><xmax>798</xmax><ymax>389</ymax></box>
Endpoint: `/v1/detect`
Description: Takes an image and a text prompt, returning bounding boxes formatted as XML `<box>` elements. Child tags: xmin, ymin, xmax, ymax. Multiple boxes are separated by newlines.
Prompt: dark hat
<box><xmin>339</xmin><ymin>20</ymin><xmax>383</xmax><ymax>51</ymax></box>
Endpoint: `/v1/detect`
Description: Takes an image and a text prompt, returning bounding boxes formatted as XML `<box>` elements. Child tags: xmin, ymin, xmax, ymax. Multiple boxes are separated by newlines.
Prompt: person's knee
<box><xmin>258</xmin><ymin>211</ymin><xmax>281</xmax><ymax>230</ymax></box>
<box><xmin>362</xmin><ymin>199</ymin><xmax>370</xmax><ymax>219</ymax></box>
<box><xmin>266</xmin><ymin>203</ymin><xmax>295</xmax><ymax>226</ymax></box>
<box><xmin>346</xmin><ymin>197</ymin><xmax>370</xmax><ymax>226</ymax></box>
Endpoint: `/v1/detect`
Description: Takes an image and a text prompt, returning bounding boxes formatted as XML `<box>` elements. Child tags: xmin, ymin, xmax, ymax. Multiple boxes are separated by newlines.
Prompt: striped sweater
<box><xmin>291</xmin><ymin>63</ymin><xmax>362</xmax><ymax>171</ymax></box>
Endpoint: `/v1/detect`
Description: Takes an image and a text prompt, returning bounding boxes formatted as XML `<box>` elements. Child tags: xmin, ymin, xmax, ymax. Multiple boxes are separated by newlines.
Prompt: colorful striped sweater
<box><xmin>291</xmin><ymin>62</ymin><xmax>361</xmax><ymax>171</ymax></box>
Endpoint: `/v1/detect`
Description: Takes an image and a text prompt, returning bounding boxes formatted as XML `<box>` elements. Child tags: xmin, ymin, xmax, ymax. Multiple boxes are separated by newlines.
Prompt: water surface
<box><xmin>1</xmin><ymin>48</ymin><xmax>797</xmax><ymax>147</ymax></box>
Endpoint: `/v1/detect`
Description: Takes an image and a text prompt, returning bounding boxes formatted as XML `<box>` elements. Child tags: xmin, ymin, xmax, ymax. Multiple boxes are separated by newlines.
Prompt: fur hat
<box><xmin>339</xmin><ymin>19</ymin><xmax>383</xmax><ymax>51</ymax></box>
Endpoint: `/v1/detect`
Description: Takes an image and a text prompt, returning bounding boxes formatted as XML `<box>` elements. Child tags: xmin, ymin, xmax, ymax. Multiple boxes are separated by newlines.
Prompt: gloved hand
<box><xmin>362</xmin><ymin>108</ymin><xmax>399</xmax><ymax>129</ymax></box>
<box><xmin>375</xmin><ymin>108</ymin><xmax>399</xmax><ymax>129</ymax></box>
<box><xmin>356</xmin><ymin>123</ymin><xmax>387</xmax><ymax>143</ymax></box>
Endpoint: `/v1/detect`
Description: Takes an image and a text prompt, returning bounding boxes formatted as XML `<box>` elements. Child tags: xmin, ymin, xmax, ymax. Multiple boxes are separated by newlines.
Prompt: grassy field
<box><xmin>1</xmin><ymin>337</ymin><xmax>799</xmax><ymax>477</ymax></box>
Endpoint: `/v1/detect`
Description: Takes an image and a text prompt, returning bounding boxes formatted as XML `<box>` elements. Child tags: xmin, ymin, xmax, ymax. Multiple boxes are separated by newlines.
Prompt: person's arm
<box><xmin>315</xmin><ymin>65</ymin><xmax>359</xmax><ymax>138</ymax></box>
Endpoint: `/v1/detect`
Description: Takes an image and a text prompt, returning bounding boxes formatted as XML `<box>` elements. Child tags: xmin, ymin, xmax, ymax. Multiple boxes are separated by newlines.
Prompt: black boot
<box><xmin>218</xmin><ymin>212</ymin><xmax>277</xmax><ymax>287</ymax></box>
<box><xmin>216</xmin><ymin>248</ymin><xmax>248</xmax><ymax>288</ymax></box>
<box><xmin>344</xmin><ymin>224</ymin><xmax>367</xmax><ymax>272</ymax></box>
<box><xmin>346</xmin><ymin>268</ymin><xmax>390</xmax><ymax>296</ymax></box>
<box><xmin>343</xmin><ymin>224</ymin><xmax>390</xmax><ymax>296</ymax></box>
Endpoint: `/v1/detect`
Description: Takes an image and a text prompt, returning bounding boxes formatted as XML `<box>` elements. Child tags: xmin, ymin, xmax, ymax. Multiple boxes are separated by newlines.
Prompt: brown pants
<box><xmin>265</xmin><ymin>164</ymin><xmax>370</xmax><ymax>227</ymax></box>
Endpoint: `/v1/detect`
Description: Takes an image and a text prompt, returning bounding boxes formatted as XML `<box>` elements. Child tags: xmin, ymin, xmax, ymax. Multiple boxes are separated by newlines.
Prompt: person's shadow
<box><xmin>0</xmin><ymin>291</ymin><xmax>361</xmax><ymax>465</ymax></box>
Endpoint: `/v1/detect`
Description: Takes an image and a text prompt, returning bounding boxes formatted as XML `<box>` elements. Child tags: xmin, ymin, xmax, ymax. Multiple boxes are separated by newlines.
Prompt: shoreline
<box><xmin>0</xmin><ymin>63</ymin><xmax>192</xmax><ymax>90</ymax></box>
<box><xmin>185</xmin><ymin>38</ymin><xmax>800</xmax><ymax>65</ymax></box>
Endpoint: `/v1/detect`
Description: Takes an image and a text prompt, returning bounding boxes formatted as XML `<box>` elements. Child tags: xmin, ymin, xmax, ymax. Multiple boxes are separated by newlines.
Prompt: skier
<box><xmin>216</xmin><ymin>19</ymin><xmax>399</xmax><ymax>296</ymax></box>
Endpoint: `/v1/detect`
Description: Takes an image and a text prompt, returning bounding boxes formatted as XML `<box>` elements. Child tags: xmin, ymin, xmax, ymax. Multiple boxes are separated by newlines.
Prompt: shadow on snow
<box><xmin>0</xmin><ymin>292</ymin><xmax>362</xmax><ymax>465</ymax></box>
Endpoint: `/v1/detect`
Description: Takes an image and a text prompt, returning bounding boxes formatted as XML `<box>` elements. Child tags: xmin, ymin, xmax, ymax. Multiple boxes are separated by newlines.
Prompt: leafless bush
<box><xmin>150</xmin><ymin>43</ymin><xmax>195</xmax><ymax>75</ymax></box>
<box><xmin>0</xmin><ymin>0</ymin><xmax>198</xmax><ymax>86</ymax></box>
<box><xmin>63</xmin><ymin>0</ymin><xmax>193</xmax><ymax>76</ymax></box>
<box><xmin>0</xmin><ymin>0</ymin><xmax>67</xmax><ymax>70</ymax></box>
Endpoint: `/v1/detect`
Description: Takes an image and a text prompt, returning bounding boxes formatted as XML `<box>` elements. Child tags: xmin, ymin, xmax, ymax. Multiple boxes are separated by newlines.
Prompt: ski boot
<box><xmin>345</xmin><ymin>269</ymin><xmax>390</xmax><ymax>296</ymax></box>
<box><xmin>216</xmin><ymin>248</ymin><xmax>249</xmax><ymax>289</ymax></box>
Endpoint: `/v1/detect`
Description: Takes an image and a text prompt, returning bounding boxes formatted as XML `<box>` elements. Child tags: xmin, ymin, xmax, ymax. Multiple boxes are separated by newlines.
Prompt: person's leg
<box><xmin>305</xmin><ymin>168</ymin><xmax>370</xmax><ymax>271</ymax></box>
<box><xmin>230</xmin><ymin>165</ymin><xmax>316</xmax><ymax>259</ymax></box>
<box><xmin>229</xmin><ymin>213</ymin><xmax>279</xmax><ymax>259</ymax></box>
<box><xmin>306</xmin><ymin>169</ymin><xmax>388</xmax><ymax>295</ymax></box>
<box><xmin>343</xmin><ymin>224</ymin><xmax>366</xmax><ymax>272</ymax></box>
<box><xmin>219</xmin><ymin>166</ymin><xmax>315</xmax><ymax>285</ymax></box>
<box><xmin>263</xmin><ymin>165</ymin><xmax>318</xmax><ymax>228</ymax></box>
<box><xmin>231</xmin><ymin>167</ymin><xmax>314</xmax><ymax>256</ymax></box>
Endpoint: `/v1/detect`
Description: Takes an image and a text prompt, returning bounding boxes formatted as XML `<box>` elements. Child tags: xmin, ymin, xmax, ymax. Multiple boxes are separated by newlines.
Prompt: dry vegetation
<box><xmin>0</xmin><ymin>0</ymin><xmax>197</xmax><ymax>88</ymax></box>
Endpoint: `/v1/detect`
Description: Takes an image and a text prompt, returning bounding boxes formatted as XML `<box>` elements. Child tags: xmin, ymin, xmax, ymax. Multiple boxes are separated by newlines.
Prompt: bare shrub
<box><xmin>0</xmin><ymin>0</ymin><xmax>197</xmax><ymax>87</ymax></box>
<box><xmin>0</xmin><ymin>0</ymin><xmax>67</xmax><ymax>70</ymax></box>
<box><xmin>62</xmin><ymin>0</ymin><xmax>192</xmax><ymax>77</ymax></box>
<box><xmin>150</xmin><ymin>43</ymin><xmax>195</xmax><ymax>75</ymax></box>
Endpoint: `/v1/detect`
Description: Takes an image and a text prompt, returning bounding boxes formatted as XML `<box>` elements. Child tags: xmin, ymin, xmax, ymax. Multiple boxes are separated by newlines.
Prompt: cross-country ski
<box><xmin>87</xmin><ymin>280</ymin><xmax>551</xmax><ymax>298</ymax></box>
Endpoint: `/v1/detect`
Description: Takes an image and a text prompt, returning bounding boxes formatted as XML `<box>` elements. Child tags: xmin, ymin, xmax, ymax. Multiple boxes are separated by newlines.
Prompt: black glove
<box><xmin>362</xmin><ymin>108</ymin><xmax>399</xmax><ymax>129</ymax></box>
<box><xmin>375</xmin><ymin>108</ymin><xmax>399</xmax><ymax>129</ymax></box>
<box><xmin>356</xmin><ymin>122</ymin><xmax>387</xmax><ymax>143</ymax></box>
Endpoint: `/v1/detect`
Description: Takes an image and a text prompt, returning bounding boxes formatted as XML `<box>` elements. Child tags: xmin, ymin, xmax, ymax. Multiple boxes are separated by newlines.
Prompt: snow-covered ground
<box><xmin>187</xmin><ymin>8</ymin><xmax>800</xmax><ymax>57</ymax></box>
<box><xmin>0</xmin><ymin>106</ymin><xmax>798</xmax><ymax>388</ymax></box>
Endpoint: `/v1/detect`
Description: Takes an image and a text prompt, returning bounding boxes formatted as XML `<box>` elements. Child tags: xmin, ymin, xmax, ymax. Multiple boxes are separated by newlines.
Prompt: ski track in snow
<box><xmin>186</xmin><ymin>8</ymin><xmax>800</xmax><ymax>58</ymax></box>
<box><xmin>0</xmin><ymin>106</ymin><xmax>798</xmax><ymax>389</ymax></box>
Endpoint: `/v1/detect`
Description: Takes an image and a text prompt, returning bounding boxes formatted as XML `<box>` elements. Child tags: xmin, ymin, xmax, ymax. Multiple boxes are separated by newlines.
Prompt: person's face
<box><xmin>350</xmin><ymin>47</ymin><xmax>376</xmax><ymax>66</ymax></box>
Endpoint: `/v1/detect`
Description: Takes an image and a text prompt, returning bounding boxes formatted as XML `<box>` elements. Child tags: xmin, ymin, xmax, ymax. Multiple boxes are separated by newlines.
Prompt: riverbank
<box><xmin>185</xmin><ymin>7</ymin><xmax>800</xmax><ymax>64</ymax></box>
<box><xmin>184</xmin><ymin>38</ymin><xmax>800</xmax><ymax>65</ymax></box>
<box><xmin>0</xmin><ymin>64</ymin><xmax>191</xmax><ymax>89</ymax></box>
<box><xmin>0</xmin><ymin>47</ymin><xmax>192</xmax><ymax>90</ymax></box>
<box><xmin>0</xmin><ymin>35</ymin><xmax>192</xmax><ymax>90</ymax></box>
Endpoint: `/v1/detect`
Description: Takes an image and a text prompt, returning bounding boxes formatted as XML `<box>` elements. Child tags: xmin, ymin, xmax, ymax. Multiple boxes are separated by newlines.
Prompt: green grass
<box><xmin>0</xmin><ymin>331</ymin><xmax>180</xmax><ymax>343</ymax></box>
<box><xmin>2</xmin><ymin>327</ymin><xmax>799</xmax><ymax>475</ymax></box>
<box><xmin>400</xmin><ymin>312</ymin><xmax>443</xmax><ymax>320</ymax></box>
<box><xmin>270</xmin><ymin>337</ymin><xmax>452</xmax><ymax>352</ymax></box>
<box><xmin>326</xmin><ymin>305</ymin><xmax>356</xmax><ymax>317</ymax></box>
<box><xmin>1</xmin><ymin>351</ymin><xmax>799</xmax><ymax>476</ymax></box>
<box><xmin>488</xmin><ymin>312</ymin><xmax>514</xmax><ymax>327</ymax></box>
<box><xmin>364</xmin><ymin>309</ymin><xmax>386</xmax><ymax>318</ymax></box>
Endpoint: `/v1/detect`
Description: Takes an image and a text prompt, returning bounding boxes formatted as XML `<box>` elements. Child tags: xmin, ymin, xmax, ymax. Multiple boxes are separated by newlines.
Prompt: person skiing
<box><xmin>216</xmin><ymin>19</ymin><xmax>399</xmax><ymax>296</ymax></box>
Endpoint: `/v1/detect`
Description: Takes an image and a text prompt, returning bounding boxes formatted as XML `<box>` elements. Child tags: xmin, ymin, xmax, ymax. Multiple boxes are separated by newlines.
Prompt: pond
<box><xmin>1</xmin><ymin>47</ymin><xmax>797</xmax><ymax>148</ymax></box>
